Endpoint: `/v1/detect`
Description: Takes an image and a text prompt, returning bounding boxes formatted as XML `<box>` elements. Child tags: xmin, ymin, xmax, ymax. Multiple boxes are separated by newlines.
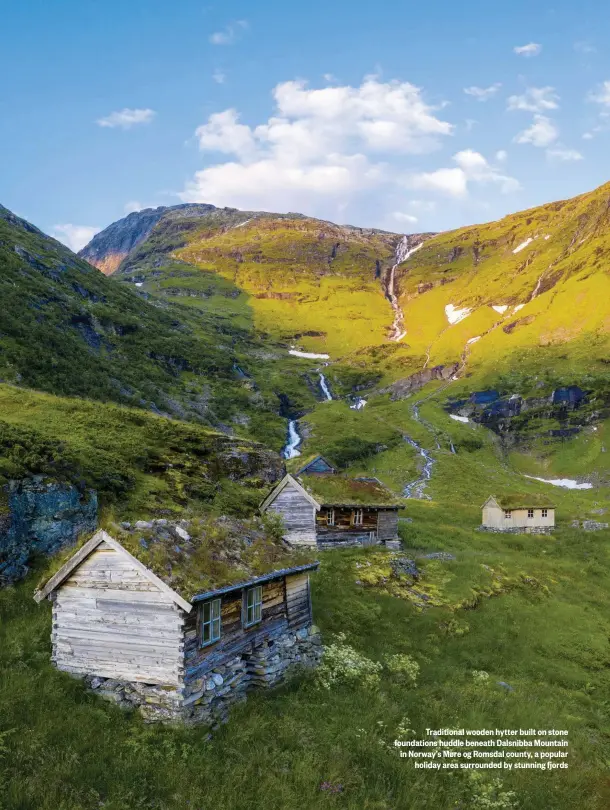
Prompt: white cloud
<box><xmin>323</xmin><ymin>73</ymin><xmax>337</xmax><ymax>82</ymax></box>
<box><xmin>513</xmin><ymin>42</ymin><xmax>542</xmax><ymax>57</ymax></box>
<box><xmin>410</xmin><ymin>166</ymin><xmax>468</xmax><ymax>197</ymax></box>
<box><xmin>124</xmin><ymin>200</ymin><xmax>144</xmax><ymax>214</ymax></box>
<box><xmin>212</xmin><ymin>69</ymin><xmax>226</xmax><ymax>84</ymax></box>
<box><xmin>408</xmin><ymin>149</ymin><xmax>520</xmax><ymax>198</ymax></box>
<box><xmin>546</xmin><ymin>147</ymin><xmax>584</xmax><ymax>162</ymax></box>
<box><xmin>181</xmin><ymin>76</ymin><xmax>454</xmax><ymax>214</ymax></box>
<box><xmin>588</xmin><ymin>80</ymin><xmax>610</xmax><ymax>106</ymax></box>
<box><xmin>574</xmin><ymin>41</ymin><xmax>596</xmax><ymax>55</ymax></box>
<box><xmin>408</xmin><ymin>199</ymin><xmax>436</xmax><ymax>213</ymax></box>
<box><xmin>507</xmin><ymin>86</ymin><xmax>559</xmax><ymax>112</ymax></box>
<box><xmin>209</xmin><ymin>20</ymin><xmax>248</xmax><ymax>45</ymax></box>
<box><xmin>392</xmin><ymin>211</ymin><xmax>419</xmax><ymax>224</ymax></box>
<box><xmin>514</xmin><ymin>115</ymin><xmax>558</xmax><ymax>147</ymax></box>
<box><xmin>463</xmin><ymin>83</ymin><xmax>501</xmax><ymax>101</ymax></box>
<box><xmin>52</xmin><ymin>224</ymin><xmax>100</xmax><ymax>252</ymax></box>
<box><xmin>96</xmin><ymin>108</ymin><xmax>156</xmax><ymax>129</ymax></box>
<box><xmin>495</xmin><ymin>149</ymin><xmax>508</xmax><ymax>162</ymax></box>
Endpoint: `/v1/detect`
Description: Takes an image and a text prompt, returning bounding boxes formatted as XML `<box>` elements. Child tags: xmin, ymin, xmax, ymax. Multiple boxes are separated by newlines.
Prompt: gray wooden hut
<box><xmin>261</xmin><ymin>473</ymin><xmax>401</xmax><ymax>548</ymax></box>
<box><xmin>34</xmin><ymin>528</ymin><xmax>320</xmax><ymax>724</ymax></box>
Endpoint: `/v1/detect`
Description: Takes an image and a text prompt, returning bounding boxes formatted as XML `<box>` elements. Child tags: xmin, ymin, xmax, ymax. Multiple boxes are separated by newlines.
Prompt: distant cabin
<box><xmin>481</xmin><ymin>496</ymin><xmax>555</xmax><ymax>534</ymax></box>
<box><xmin>293</xmin><ymin>454</ymin><xmax>336</xmax><ymax>476</ymax></box>
<box><xmin>261</xmin><ymin>473</ymin><xmax>400</xmax><ymax>548</ymax></box>
<box><xmin>34</xmin><ymin>530</ymin><xmax>320</xmax><ymax>725</ymax></box>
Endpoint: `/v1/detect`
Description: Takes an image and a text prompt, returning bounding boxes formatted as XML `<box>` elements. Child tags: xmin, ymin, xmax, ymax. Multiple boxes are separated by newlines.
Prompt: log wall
<box><xmin>266</xmin><ymin>483</ymin><xmax>317</xmax><ymax>546</ymax></box>
<box><xmin>52</xmin><ymin>540</ymin><xmax>184</xmax><ymax>685</ymax></box>
<box><xmin>183</xmin><ymin>578</ymin><xmax>290</xmax><ymax>682</ymax></box>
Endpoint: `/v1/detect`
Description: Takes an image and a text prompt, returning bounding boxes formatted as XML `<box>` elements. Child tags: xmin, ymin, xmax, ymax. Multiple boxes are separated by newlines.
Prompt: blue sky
<box><xmin>1</xmin><ymin>0</ymin><xmax>610</xmax><ymax>250</ymax></box>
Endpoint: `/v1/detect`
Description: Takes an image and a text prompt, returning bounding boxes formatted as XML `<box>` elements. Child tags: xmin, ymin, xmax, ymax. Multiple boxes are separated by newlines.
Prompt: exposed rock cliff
<box><xmin>79</xmin><ymin>204</ymin><xmax>218</xmax><ymax>275</ymax></box>
<box><xmin>0</xmin><ymin>478</ymin><xmax>97</xmax><ymax>585</ymax></box>
<box><xmin>380</xmin><ymin>364</ymin><xmax>459</xmax><ymax>401</ymax></box>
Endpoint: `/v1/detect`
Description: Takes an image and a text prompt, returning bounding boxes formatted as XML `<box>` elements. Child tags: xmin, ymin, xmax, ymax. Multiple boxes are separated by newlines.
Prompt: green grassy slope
<box><xmin>0</xmin><ymin>384</ymin><xmax>282</xmax><ymax>518</ymax></box>
<box><xmin>391</xmin><ymin>182</ymin><xmax>610</xmax><ymax>380</ymax></box>
<box><xmin>0</xmin><ymin>203</ymin><xmax>324</xmax><ymax>450</ymax></box>
<box><xmin>1</xmin><ymin>510</ymin><xmax>608</xmax><ymax>809</ymax></box>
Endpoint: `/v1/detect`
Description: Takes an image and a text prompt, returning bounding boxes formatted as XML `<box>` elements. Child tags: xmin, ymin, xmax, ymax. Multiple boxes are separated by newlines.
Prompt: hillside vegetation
<box><xmin>0</xmin><ymin>385</ymin><xmax>282</xmax><ymax>518</ymax></box>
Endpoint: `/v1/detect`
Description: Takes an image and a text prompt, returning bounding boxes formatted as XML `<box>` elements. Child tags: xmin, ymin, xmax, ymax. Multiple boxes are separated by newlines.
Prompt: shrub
<box><xmin>384</xmin><ymin>653</ymin><xmax>420</xmax><ymax>687</ymax></box>
<box><xmin>316</xmin><ymin>633</ymin><xmax>382</xmax><ymax>690</ymax></box>
<box><xmin>463</xmin><ymin>773</ymin><xmax>519</xmax><ymax>810</ymax></box>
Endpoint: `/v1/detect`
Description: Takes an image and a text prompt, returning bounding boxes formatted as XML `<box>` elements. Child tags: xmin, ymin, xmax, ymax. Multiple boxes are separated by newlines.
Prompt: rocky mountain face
<box><xmin>79</xmin><ymin>203</ymin><xmax>219</xmax><ymax>275</ymax></box>
<box><xmin>0</xmin><ymin>478</ymin><xmax>97</xmax><ymax>585</ymax></box>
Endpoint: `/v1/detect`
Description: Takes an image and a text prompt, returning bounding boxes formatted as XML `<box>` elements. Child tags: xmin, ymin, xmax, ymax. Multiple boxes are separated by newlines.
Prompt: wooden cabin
<box><xmin>293</xmin><ymin>454</ymin><xmax>336</xmax><ymax>476</ymax></box>
<box><xmin>261</xmin><ymin>473</ymin><xmax>401</xmax><ymax>548</ymax></box>
<box><xmin>481</xmin><ymin>495</ymin><xmax>555</xmax><ymax>534</ymax></box>
<box><xmin>34</xmin><ymin>529</ymin><xmax>320</xmax><ymax>725</ymax></box>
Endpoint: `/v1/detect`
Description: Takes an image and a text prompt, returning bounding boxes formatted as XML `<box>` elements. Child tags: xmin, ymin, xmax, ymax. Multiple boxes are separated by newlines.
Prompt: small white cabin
<box><xmin>482</xmin><ymin>496</ymin><xmax>555</xmax><ymax>534</ymax></box>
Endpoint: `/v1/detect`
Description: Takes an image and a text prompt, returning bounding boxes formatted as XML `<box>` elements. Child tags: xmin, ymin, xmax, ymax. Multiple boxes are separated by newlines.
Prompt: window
<box><xmin>244</xmin><ymin>585</ymin><xmax>263</xmax><ymax>627</ymax></box>
<box><xmin>326</xmin><ymin>508</ymin><xmax>335</xmax><ymax>526</ymax></box>
<box><xmin>504</xmin><ymin>510</ymin><xmax>511</xmax><ymax>519</ymax></box>
<box><xmin>200</xmin><ymin>598</ymin><xmax>221</xmax><ymax>647</ymax></box>
<box><xmin>353</xmin><ymin>508</ymin><xmax>363</xmax><ymax>526</ymax></box>
<box><xmin>542</xmin><ymin>508</ymin><xmax>548</xmax><ymax>518</ymax></box>
<box><xmin>528</xmin><ymin>509</ymin><xmax>534</xmax><ymax>519</ymax></box>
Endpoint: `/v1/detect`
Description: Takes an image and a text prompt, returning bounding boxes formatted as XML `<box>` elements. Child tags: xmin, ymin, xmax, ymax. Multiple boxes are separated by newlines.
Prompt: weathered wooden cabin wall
<box><xmin>183</xmin><ymin>578</ymin><xmax>289</xmax><ymax>682</ymax></box>
<box><xmin>52</xmin><ymin>540</ymin><xmax>184</xmax><ymax>685</ymax></box>
<box><xmin>376</xmin><ymin>509</ymin><xmax>399</xmax><ymax>540</ymax></box>
<box><xmin>316</xmin><ymin>507</ymin><xmax>378</xmax><ymax>531</ymax></box>
<box><xmin>265</xmin><ymin>483</ymin><xmax>317</xmax><ymax>546</ymax></box>
<box><xmin>285</xmin><ymin>572</ymin><xmax>312</xmax><ymax>630</ymax></box>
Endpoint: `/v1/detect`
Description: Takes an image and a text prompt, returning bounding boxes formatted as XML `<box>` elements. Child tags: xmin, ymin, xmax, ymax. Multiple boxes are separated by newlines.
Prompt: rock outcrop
<box><xmin>79</xmin><ymin>204</ymin><xmax>218</xmax><ymax>275</ymax></box>
<box><xmin>380</xmin><ymin>364</ymin><xmax>459</xmax><ymax>401</ymax></box>
<box><xmin>0</xmin><ymin>478</ymin><xmax>97</xmax><ymax>585</ymax></box>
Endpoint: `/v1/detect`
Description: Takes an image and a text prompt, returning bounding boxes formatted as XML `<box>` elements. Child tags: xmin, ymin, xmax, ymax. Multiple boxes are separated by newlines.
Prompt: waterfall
<box><xmin>350</xmin><ymin>398</ymin><xmax>367</xmax><ymax>410</ymax></box>
<box><xmin>402</xmin><ymin>436</ymin><xmax>435</xmax><ymax>499</ymax></box>
<box><xmin>283</xmin><ymin>420</ymin><xmax>302</xmax><ymax>459</ymax></box>
<box><xmin>386</xmin><ymin>237</ymin><xmax>424</xmax><ymax>342</ymax></box>
<box><xmin>319</xmin><ymin>373</ymin><xmax>332</xmax><ymax>401</ymax></box>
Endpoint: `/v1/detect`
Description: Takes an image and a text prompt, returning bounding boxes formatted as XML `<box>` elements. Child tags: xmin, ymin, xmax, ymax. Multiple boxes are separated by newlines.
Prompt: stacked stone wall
<box><xmin>83</xmin><ymin>625</ymin><xmax>322</xmax><ymax>727</ymax></box>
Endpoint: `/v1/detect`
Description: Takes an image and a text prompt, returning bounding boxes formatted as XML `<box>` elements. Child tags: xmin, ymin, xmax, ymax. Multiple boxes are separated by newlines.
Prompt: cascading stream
<box><xmin>319</xmin><ymin>373</ymin><xmax>332</xmax><ymax>401</ymax></box>
<box><xmin>386</xmin><ymin>237</ymin><xmax>424</xmax><ymax>342</ymax></box>
<box><xmin>283</xmin><ymin>420</ymin><xmax>302</xmax><ymax>459</ymax></box>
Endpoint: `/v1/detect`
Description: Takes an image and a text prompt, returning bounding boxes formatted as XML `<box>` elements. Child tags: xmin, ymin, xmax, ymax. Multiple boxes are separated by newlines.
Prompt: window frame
<box><xmin>199</xmin><ymin>598</ymin><xmax>222</xmax><ymax>648</ymax></box>
<box><xmin>504</xmin><ymin>510</ymin><xmax>511</xmax><ymax>520</ymax></box>
<box><xmin>326</xmin><ymin>507</ymin><xmax>335</xmax><ymax>526</ymax></box>
<box><xmin>243</xmin><ymin>585</ymin><xmax>263</xmax><ymax>628</ymax></box>
<box><xmin>527</xmin><ymin>508</ymin><xmax>534</xmax><ymax>519</ymax></box>
<box><xmin>541</xmin><ymin>508</ymin><xmax>548</xmax><ymax>518</ymax></box>
<box><xmin>352</xmin><ymin>508</ymin><xmax>363</xmax><ymax>526</ymax></box>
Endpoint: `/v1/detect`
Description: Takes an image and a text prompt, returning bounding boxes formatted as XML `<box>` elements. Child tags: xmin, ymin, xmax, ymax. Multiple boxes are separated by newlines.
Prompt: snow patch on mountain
<box><xmin>445</xmin><ymin>304</ymin><xmax>472</xmax><ymax>325</ymax></box>
<box><xmin>289</xmin><ymin>349</ymin><xmax>330</xmax><ymax>360</ymax></box>
<box><xmin>524</xmin><ymin>475</ymin><xmax>593</xmax><ymax>490</ymax></box>
<box><xmin>513</xmin><ymin>237</ymin><xmax>535</xmax><ymax>254</ymax></box>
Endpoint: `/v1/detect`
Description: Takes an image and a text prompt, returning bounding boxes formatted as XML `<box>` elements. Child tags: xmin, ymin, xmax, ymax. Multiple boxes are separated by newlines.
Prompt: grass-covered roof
<box><xmin>39</xmin><ymin>515</ymin><xmax>316</xmax><ymax>602</ymax></box>
<box><xmin>285</xmin><ymin>454</ymin><xmax>334</xmax><ymax>475</ymax></box>
<box><xmin>493</xmin><ymin>494</ymin><xmax>555</xmax><ymax>510</ymax></box>
<box><xmin>300</xmin><ymin>474</ymin><xmax>402</xmax><ymax>507</ymax></box>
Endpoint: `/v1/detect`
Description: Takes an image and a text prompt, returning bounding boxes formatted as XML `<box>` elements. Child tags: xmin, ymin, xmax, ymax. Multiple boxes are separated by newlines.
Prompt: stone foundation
<box><xmin>478</xmin><ymin>525</ymin><xmax>554</xmax><ymax>535</ymax></box>
<box><xmin>571</xmin><ymin>520</ymin><xmax>609</xmax><ymax>531</ymax></box>
<box><xmin>83</xmin><ymin>625</ymin><xmax>322</xmax><ymax>727</ymax></box>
